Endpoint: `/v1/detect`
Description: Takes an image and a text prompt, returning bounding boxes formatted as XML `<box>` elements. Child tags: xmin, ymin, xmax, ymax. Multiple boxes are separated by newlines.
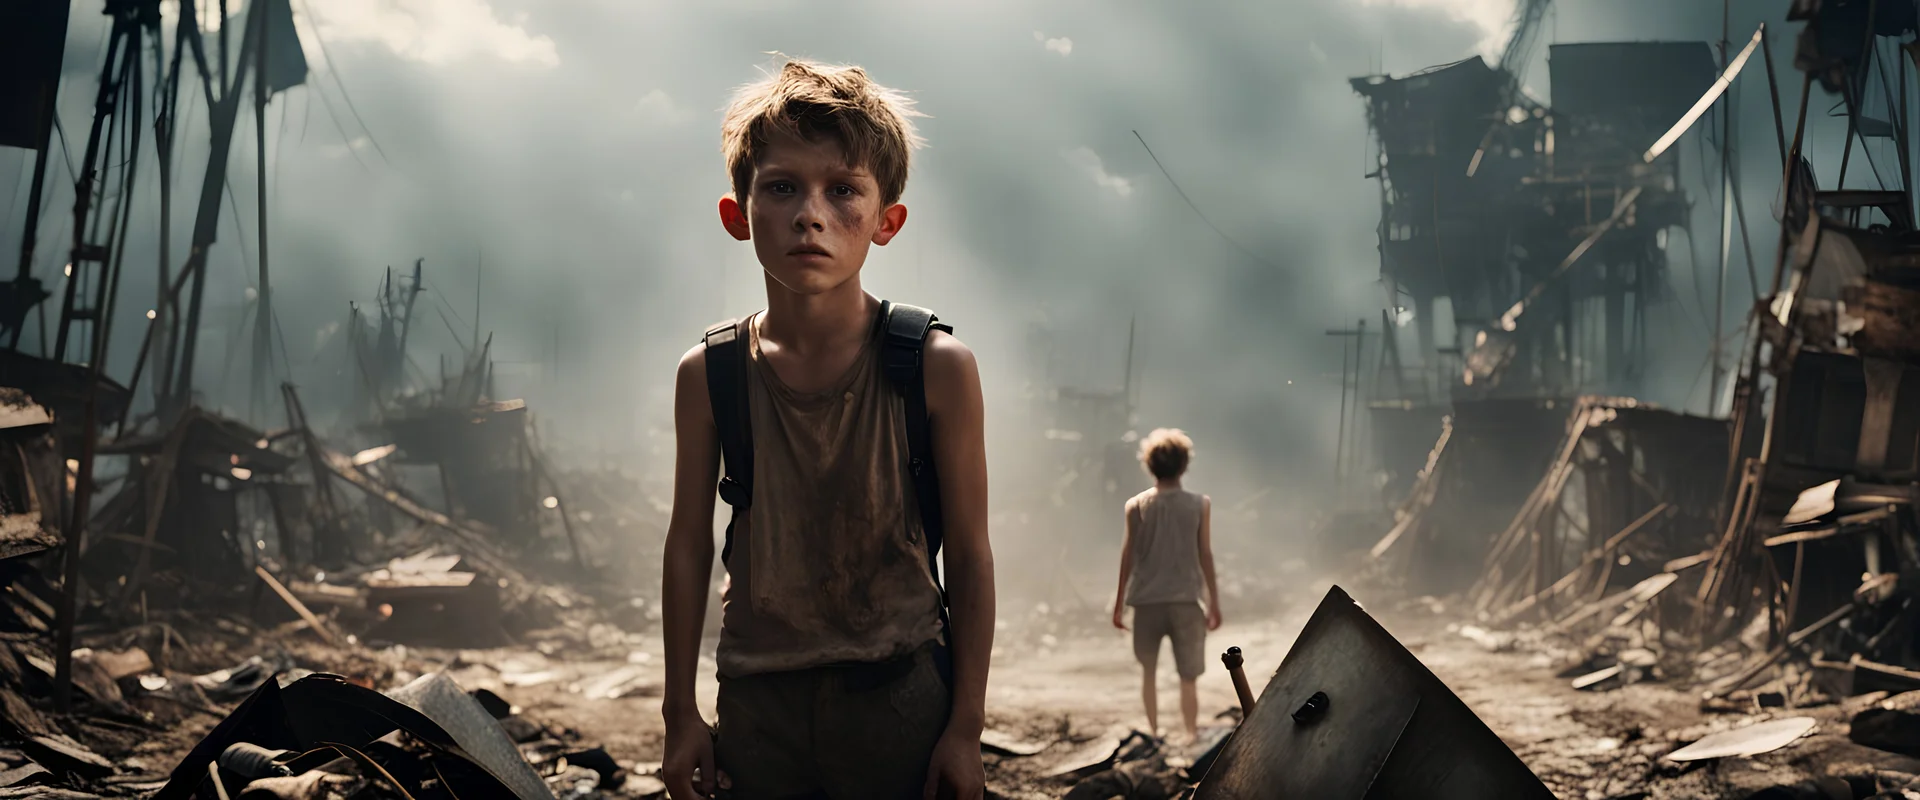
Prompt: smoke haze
<box><xmin>0</xmin><ymin>0</ymin><xmax>1860</xmax><ymax>603</ymax></box>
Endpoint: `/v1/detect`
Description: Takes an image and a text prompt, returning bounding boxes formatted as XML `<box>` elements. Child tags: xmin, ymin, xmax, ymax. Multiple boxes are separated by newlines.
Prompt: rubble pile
<box><xmin>1323</xmin><ymin>3</ymin><xmax>1920</xmax><ymax>795</ymax></box>
<box><xmin>0</xmin><ymin>313</ymin><xmax>671</xmax><ymax>797</ymax></box>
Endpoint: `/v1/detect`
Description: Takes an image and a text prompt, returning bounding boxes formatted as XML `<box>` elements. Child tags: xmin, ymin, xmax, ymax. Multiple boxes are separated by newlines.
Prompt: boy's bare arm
<box><xmin>1112</xmin><ymin>506</ymin><xmax>1136</xmax><ymax>629</ymax></box>
<box><xmin>924</xmin><ymin>331</ymin><xmax>994</xmax><ymax>737</ymax></box>
<box><xmin>1197</xmin><ymin>496</ymin><xmax>1222</xmax><ymax>627</ymax></box>
<box><xmin>662</xmin><ymin>345</ymin><xmax>720</xmax><ymax>725</ymax></box>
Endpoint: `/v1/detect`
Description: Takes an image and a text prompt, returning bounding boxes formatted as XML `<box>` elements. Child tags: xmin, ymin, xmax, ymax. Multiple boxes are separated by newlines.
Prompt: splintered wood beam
<box><xmin>254</xmin><ymin>565</ymin><xmax>336</xmax><ymax>644</ymax></box>
<box><xmin>1708</xmin><ymin>602</ymin><xmax>1853</xmax><ymax>697</ymax></box>
<box><xmin>1494</xmin><ymin>502</ymin><xmax>1673</xmax><ymax>624</ymax></box>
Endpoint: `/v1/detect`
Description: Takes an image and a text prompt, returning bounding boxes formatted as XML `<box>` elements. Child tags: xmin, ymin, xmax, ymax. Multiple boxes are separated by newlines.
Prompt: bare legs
<box><xmin>1141</xmin><ymin>665</ymin><xmax>1201</xmax><ymax>740</ymax></box>
<box><xmin>1179</xmin><ymin>679</ymin><xmax>1198</xmax><ymax>739</ymax></box>
<box><xmin>1140</xmin><ymin>664</ymin><xmax>1159</xmax><ymax>735</ymax></box>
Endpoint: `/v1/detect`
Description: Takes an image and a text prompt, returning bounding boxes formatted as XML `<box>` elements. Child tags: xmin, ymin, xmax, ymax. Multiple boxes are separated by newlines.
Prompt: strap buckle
<box><xmin>718</xmin><ymin>476</ymin><xmax>750</xmax><ymax>508</ymax></box>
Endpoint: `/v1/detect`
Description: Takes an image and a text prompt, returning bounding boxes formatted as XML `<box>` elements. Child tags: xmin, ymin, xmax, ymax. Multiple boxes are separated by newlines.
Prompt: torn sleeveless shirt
<box><xmin>715</xmin><ymin>314</ymin><xmax>944</xmax><ymax>678</ymax></box>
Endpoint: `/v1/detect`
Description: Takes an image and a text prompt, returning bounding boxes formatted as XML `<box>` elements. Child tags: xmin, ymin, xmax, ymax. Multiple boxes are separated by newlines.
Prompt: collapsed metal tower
<box><xmin>1347</xmin><ymin>10</ymin><xmax>1725</xmax><ymax>590</ymax></box>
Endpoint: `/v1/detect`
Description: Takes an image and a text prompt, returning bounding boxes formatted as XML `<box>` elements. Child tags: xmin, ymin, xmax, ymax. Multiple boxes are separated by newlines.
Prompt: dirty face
<box><xmin>720</xmin><ymin>131</ymin><xmax>906</xmax><ymax>296</ymax></box>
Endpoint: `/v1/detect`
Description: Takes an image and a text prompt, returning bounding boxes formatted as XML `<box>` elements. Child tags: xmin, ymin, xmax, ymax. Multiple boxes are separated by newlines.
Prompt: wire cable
<box><xmin>308</xmin><ymin>80</ymin><xmax>373</xmax><ymax>174</ymax></box>
<box><xmin>1132</xmin><ymin>130</ymin><xmax>1286</xmax><ymax>273</ymax></box>
<box><xmin>289</xmin><ymin>0</ymin><xmax>391</xmax><ymax>166</ymax></box>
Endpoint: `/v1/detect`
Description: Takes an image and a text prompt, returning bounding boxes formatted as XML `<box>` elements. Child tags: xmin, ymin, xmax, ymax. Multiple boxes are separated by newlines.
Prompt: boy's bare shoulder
<box><xmin>676</xmin><ymin>342</ymin><xmax>708</xmax><ymax>382</ymax></box>
<box><xmin>673</xmin><ymin>344</ymin><xmax>713</xmax><ymax>429</ymax></box>
<box><xmin>923</xmin><ymin>329</ymin><xmax>975</xmax><ymax>367</ymax></box>
<box><xmin>922</xmin><ymin>329</ymin><xmax>978</xmax><ymax>385</ymax></box>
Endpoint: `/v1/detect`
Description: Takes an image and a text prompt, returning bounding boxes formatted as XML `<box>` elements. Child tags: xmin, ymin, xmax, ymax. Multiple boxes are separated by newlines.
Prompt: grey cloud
<box><xmin>0</xmin><ymin>0</ymin><xmax>1823</xmax><ymax>549</ymax></box>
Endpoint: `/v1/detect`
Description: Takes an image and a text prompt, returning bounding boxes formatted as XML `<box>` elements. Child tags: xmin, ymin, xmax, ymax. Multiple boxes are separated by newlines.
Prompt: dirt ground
<box><xmin>312</xmin><ymin>576</ymin><xmax>1912</xmax><ymax>800</ymax></box>
<box><xmin>100</xmin><ymin>573</ymin><xmax>1920</xmax><ymax>800</ymax></box>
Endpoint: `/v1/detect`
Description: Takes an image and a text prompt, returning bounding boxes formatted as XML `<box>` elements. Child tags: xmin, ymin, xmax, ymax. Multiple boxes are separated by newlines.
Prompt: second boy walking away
<box><xmin>659</xmin><ymin>60</ymin><xmax>995</xmax><ymax>800</ymax></box>
<box><xmin>1110</xmin><ymin>428</ymin><xmax>1222</xmax><ymax>742</ymax></box>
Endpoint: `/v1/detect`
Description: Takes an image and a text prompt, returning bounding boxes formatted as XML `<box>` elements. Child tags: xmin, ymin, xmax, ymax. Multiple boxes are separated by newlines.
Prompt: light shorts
<box><xmin>1131</xmin><ymin>601</ymin><xmax>1207</xmax><ymax>680</ymax></box>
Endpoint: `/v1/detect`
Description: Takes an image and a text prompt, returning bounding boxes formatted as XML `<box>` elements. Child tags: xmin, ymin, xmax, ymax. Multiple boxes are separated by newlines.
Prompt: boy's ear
<box><xmin>871</xmin><ymin>202</ymin><xmax>908</xmax><ymax>246</ymax></box>
<box><xmin>718</xmin><ymin>194</ymin><xmax>751</xmax><ymax>241</ymax></box>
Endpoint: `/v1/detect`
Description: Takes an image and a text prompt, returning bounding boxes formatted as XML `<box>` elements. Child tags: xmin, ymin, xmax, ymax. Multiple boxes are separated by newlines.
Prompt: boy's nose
<box><xmin>792</xmin><ymin>210</ymin><xmax>826</xmax><ymax>232</ymax></box>
<box><xmin>793</xmin><ymin>193</ymin><xmax>829</xmax><ymax>232</ymax></box>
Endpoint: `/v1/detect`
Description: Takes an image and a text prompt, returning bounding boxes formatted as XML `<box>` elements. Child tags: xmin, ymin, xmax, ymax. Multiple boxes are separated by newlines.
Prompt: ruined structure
<box><xmin>1354</xmin><ymin>20</ymin><xmax>1724</xmax><ymax>592</ymax></box>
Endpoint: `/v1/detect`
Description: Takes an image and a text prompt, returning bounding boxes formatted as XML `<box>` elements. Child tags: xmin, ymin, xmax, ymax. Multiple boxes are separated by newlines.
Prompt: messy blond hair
<box><xmin>1139</xmin><ymin>428</ymin><xmax>1194</xmax><ymax>481</ymax></box>
<box><xmin>721</xmin><ymin>58</ymin><xmax>924</xmax><ymax>207</ymax></box>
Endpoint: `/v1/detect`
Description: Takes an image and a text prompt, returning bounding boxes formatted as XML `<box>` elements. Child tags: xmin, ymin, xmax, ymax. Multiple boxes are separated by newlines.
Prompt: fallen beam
<box><xmin>253</xmin><ymin>566</ymin><xmax>336</xmax><ymax>645</ymax></box>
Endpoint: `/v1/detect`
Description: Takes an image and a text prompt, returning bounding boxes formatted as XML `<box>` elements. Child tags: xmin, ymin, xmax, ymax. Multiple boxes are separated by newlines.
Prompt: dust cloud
<box><xmin>0</xmin><ymin>0</ymin><xmax>1840</xmax><ymax>615</ymax></box>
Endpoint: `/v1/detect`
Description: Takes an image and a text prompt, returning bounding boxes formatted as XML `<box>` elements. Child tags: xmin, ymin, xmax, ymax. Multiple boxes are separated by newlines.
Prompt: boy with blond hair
<box><xmin>1111</xmin><ymin>428</ymin><xmax>1221</xmax><ymax>741</ymax></box>
<box><xmin>659</xmin><ymin>59</ymin><xmax>994</xmax><ymax>800</ymax></box>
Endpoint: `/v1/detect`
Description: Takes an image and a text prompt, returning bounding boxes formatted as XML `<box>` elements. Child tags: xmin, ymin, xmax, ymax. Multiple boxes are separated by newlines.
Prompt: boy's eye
<box><xmin>831</xmin><ymin>185</ymin><xmax>855</xmax><ymax>197</ymax></box>
<box><xmin>768</xmin><ymin>181</ymin><xmax>795</xmax><ymax>194</ymax></box>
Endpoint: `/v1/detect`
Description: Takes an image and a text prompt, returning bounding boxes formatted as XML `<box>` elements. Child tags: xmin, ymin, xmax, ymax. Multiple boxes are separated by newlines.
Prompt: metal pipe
<box><xmin>1222</xmin><ymin>646</ymin><xmax>1257</xmax><ymax>717</ymax></box>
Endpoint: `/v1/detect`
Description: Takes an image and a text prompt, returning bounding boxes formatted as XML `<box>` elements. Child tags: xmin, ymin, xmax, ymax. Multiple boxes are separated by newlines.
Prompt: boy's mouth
<box><xmin>788</xmin><ymin>243</ymin><xmax>832</xmax><ymax>258</ymax></box>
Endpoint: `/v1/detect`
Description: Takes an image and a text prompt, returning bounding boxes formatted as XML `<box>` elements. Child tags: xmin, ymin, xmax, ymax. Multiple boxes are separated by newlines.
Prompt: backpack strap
<box><xmin>703</xmin><ymin>317</ymin><xmax>752</xmax><ymax>565</ymax></box>
<box><xmin>705</xmin><ymin>305</ymin><xmax>955</xmax><ymax>655</ymax></box>
<box><xmin>878</xmin><ymin>301</ymin><xmax>955</xmax><ymax>641</ymax></box>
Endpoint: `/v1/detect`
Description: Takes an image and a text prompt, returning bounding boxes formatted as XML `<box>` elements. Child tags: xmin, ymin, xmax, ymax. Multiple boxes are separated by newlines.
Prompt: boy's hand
<box><xmin>1206</xmin><ymin>604</ymin><xmax>1223</xmax><ymax>631</ymax></box>
<box><xmin>1111</xmin><ymin>606</ymin><xmax>1127</xmax><ymax>631</ymax></box>
<box><xmin>922</xmin><ymin>728</ymin><xmax>985</xmax><ymax>800</ymax></box>
<box><xmin>662</xmin><ymin>711</ymin><xmax>718</xmax><ymax>800</ymax></box>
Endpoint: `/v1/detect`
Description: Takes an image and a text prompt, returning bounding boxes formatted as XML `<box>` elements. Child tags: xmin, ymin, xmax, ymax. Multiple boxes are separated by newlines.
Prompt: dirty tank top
<box><xmin>715</xmin><ymin>313</ymin><xmax>945</xmax><ymax>678</ymax></box>
<box><xmin>1124</xmin><ymin>488</ymin><xmax>1205</xmax><ymax>606</ymax></box>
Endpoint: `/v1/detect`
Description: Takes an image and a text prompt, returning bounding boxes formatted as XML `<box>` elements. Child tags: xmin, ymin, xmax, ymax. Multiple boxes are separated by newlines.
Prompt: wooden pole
<box><xmin>1761</xmin><ymin>24</ymin><xmax>1788</xmax><ymax>169</ymax></box>
<box><xmin>1330</xmin><ymin>328</ymin><xmax>1354</xmax><ymax>500</ymax></box>
<box><xmin>250</xmin><ymin>0</ymin><xmax>273</xmax><ymax>422</ymax></box>
<box><xmin>1709</xmin><ymin>0</ymin><xmax>1732</xmax><ymax>412</ymax></box>
<box><xmin>168</xmin><ymin>8</ymin><xmax>260</xmax><ymax>415</ymax></box>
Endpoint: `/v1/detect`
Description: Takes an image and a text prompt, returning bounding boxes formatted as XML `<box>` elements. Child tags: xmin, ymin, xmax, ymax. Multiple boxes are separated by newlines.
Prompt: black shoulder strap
<box><xmin>879</xmin><ymin>301</ymin><xmax>954</xmax><ymax>611</ymax></box>
<box><xmin>706</xmin><ymin>306</ymin><xmax>955</xmax><ymax>630</ymax></box>
<box><xmin>703</xmin><ymin>318</ymin><xmax>752</xmax><ymax>565</ymax></box>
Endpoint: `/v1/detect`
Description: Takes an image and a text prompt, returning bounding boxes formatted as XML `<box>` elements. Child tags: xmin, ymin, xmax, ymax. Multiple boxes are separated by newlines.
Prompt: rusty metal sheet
<box><xmin>1194</xmin><ymin>586</ymin><xmax>1552</xmax><ymax>800</ymax></box>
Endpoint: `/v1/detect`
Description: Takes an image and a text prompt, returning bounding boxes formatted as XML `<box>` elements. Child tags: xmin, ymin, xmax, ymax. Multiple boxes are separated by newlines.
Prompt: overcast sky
<box><xmin>0</xmin><ymin>0</ymin><xmax>1860</xmax><ymax>537</ymax></box>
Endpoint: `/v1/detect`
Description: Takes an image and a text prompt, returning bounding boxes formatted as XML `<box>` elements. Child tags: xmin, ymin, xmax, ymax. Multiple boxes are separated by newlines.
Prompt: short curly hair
<box><xmin>1138</xmin><ymin>428</ymin><xmax>1193</xmax><ymax>480</ymax></box>
<box><xmin>720</xmin><ymin>58</ymin><xmax>924</xmax><ymax>207</ymax></box>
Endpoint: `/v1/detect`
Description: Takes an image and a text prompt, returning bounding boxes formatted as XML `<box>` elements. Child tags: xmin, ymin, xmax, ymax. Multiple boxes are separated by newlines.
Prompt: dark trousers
<box><xmin>714</xmin><ymin>644</ymin><xmax>951</xmax><ymax>800</ymax></box>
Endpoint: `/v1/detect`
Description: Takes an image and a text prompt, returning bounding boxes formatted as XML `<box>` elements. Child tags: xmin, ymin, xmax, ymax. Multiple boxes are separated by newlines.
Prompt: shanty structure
<box><xmin>381</xmin><ymin>399</ymin><xmax>542</xmax><ymax>548</ymax></box>
<box><xmin>1691</xmin><ymin>1</ymin><xmax>1920</xmax><ymax>665</ymax></box>
<box><xmin>1466</xmin><ymin>398</ymin><xmax>1729</xmax><ymax>626</ymax></box>
<box><xmin>1368</xmin><ymin>398</ymin><xmax>1571</xmax><ymax>594</ymax></box>
<box><xmin>344</xmin><ymin>261</ymin><xmax>425</xmax><ymax>425</ymax></box>
<box><xmin>1428</xmin><ymin>3</ymin><xmax>1920</xmax><ymax>698</ymax></box>
<box><xmin>87</xmin><ymin>409</ymin><xmax>296</xmax><ymax>600</ymax></box>
<box><xmin>1353</xmin><ymin>33</ymin><xmax>1720</xmax><ymax>591</ymax></box>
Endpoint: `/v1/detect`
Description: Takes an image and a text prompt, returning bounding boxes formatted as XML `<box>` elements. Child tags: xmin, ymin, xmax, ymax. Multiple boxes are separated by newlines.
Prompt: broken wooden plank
<box><xmin>1663</xmin><ymin>550</ymin><xmax>1714</xmax><ymax>573</ymax></box>
<box><xmin>1370</xmin><ymin>421</ymin><xmax>1452</xmax><ymax>560</ymax></box>
<box><xmin>365</xmin><ymin>572</ymin><xmax>476</xmax><ymax>590</ymax></box>
<box><xmin>1550</xmin><ymin>572</ymin><xmax>1678</xmax><ymax>633</ymax></box>
<box><xmin>1494</xmin><ymin>502</ymin><xmax>1673</xmax><ymax>623</ymax></box>
<box><xmin>1709</xmin><ymin>603</ymin><xmax>1855</xmax><ymax>697</ymax></box>
<box><xmin>313</xmin><ymin>447</ymin><xmax>517</xmax><ymax>580</ymax></box>
<box><xmin>1851</xmin><ymin>656</ymin><xmax>1920</xmax><ymax>696</ymax></box>
<box><xmin>253</xmin><ymin>566</ymin><xmax>336</xmax><ymax>645</ymax></box>
<box><xmin>1764</xmin><ymin>506</ymin><xmax>1896</xmax><ymax>547</ymax></box>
